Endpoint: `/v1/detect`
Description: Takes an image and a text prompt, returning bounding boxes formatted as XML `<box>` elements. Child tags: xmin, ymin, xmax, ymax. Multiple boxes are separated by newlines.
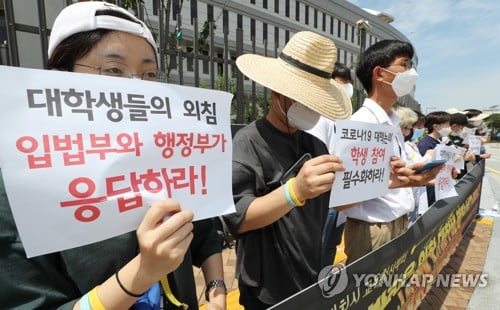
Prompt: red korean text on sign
<box><xmin>16</xmin><ymin>132</ymin><xmax>143</xmax><ymax>169</ymax></box>
<box><xmin>59</xmin><ymin>177</ymin><xmax>107</xmax><ymax>222</ymax></box>
<box><xmin>153</xmin><ymin>132</ymin><xmax>227</xmax><ymax>159</ymax></box>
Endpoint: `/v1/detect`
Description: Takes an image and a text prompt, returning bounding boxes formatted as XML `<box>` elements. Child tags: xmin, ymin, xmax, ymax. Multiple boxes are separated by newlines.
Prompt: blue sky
<box><xmin>347</xmin><ymin>0</ymin><xmax>500</xmax><ymax>114</ymax></box>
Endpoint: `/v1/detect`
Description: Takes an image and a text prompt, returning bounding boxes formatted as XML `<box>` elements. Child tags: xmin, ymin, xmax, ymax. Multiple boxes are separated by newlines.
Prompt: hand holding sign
<box><xmin>388</xmin><ymin>156</ymin><xmax>411</xmax><ymax>189</ymax></box>
<box><xmin>294</xmin><ymin>154</ymin><xmax>345</xmax><ymax>202</ymax></box>
<box><xmin>137</xmin><ymin>200</ymin><xmax>194</xmax><ymax>281</ymax></box>
<box><xmin>408</xmin><ymin>161</ymin><xmax>444</xmax><ymax>187</ymax></box>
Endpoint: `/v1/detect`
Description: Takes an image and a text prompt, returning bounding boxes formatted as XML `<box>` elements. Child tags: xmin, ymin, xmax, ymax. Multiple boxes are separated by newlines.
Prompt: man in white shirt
<box><xmin>343</xmin><ymin>40</ymin><xmax>439</xmax><ymax>264</ymax></box>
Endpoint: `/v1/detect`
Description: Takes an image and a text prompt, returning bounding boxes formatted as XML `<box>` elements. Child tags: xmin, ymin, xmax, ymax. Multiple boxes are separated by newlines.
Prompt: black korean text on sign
<box><xmin>340</xmin><ymin>128</ymin><xmax>372</xmax><ymax>142</ymax></box>
<box><xmin>183</xmin><ymin>100</ymin><xmax>217</xmax><ymax>124</ymax></box>
<box><xmin>342</xmin><ymin>168</ymin><xmax>385</xmax><ymax>189</ymax></box>
<box><xmin>27</xmin><ymin>89</ymin><xmax>172</xmax><ymax>122</ymax></box>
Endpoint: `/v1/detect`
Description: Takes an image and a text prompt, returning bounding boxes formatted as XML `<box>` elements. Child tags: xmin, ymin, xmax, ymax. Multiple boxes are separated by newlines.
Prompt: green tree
<box><xmin>486</xmin><ymin>113</ymin><xmax>500</xmax><ymax>139</ymax></box>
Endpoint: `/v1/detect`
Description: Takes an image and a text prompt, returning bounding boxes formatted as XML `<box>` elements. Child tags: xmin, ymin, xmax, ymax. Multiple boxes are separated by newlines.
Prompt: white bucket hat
<box><xmin>445</xmin><ymin>108</ymin><xmax>466</xmax><ymax>115</ymax></box>
<box><xmin>236</xmin><ymin>31</ymin><xmax>352</xmax><ymax>120</ymax></box>
<box><xmin>48</xmin><ymin>1</ymin><xmax>158</xmax><ymax>63</ymax></box>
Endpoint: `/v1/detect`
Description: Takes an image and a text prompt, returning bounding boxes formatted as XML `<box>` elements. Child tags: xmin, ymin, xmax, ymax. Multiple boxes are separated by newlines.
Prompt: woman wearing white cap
<box><xmin>0</xmin><ymin>2</ymin><xmax>226</xmax><ymax>310</ymax></box>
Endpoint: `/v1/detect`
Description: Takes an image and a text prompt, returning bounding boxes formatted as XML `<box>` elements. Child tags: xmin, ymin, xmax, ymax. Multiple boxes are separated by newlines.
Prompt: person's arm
<box><xmin>389</xmin><ymin>161</ymin><xmax>443</xmax><ymax>188</ymax></box>
<box><xmin>238</xmin><ymin>154</ymin><xmax>344</xmax><ymax>234</ymax></box>
<box><xmin>73</xmin><ymin>200</ymin><xmax>193</xmax><ymax>310</ymax></box>
<box><xmin>480</xmin><ymin>152</ymin><xmax>491</xmax><ymax>159</ymax></box>
<box><xmin>465</xmin><ymin>151</ymin><xmax>476</xmax><ymax>161</ymax></box>
<box><xmin>190</xmin><ymin>219</ymin><xmax>226</xmax><ymax>310</ymax></box>
<box><xmin>201</xmin><ymin>253</ymin><xmax>226</xmax><ymax>310</ymax></box>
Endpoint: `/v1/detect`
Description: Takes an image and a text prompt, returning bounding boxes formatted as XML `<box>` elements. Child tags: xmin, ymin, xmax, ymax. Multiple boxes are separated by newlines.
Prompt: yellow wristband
<box><xmin>288</xmin><ymin>178</ymin><xmax>305</xmax><ymax>206</ymax></box>
<box><xmin>88</xmin><ymin>286</ymin><xmax>107</xmax><ymax>310</ymax></box>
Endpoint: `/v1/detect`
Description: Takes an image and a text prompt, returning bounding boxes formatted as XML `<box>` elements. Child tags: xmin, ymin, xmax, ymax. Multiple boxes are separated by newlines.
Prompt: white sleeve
<box><xmin>306</xmin><ymin>116</ymin><xmax>336</xmax><ymax>154</ymax></box>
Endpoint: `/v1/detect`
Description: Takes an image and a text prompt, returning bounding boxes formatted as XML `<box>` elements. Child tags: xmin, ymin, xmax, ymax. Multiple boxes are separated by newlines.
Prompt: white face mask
<box><xmin>382</xmin><ymin>67</ymin><xmax>419</xmax><ymax>97</ymax></box>
<box><xmin>438</xmin><ymin>127</ymin><xmax>452</xmax><ymax>138</ymax></box>
<box><xmin>461</xmin><ymin>127</ymin><xmax>474</xmax><ymax>139</ymax></box>
<box><xmin>470</xmin><ymin>120</ymin><xmax>482</xmax><ymax>127</ymax></box>
<box><xmin>342</xmin><ymin>83</ymin><xmax>354</xmax><ymax>98</ymax></box>
<box><xmin>278</xmin><ymin>100</ymin><xmax>320</xmax><ymax>130</ymax></box>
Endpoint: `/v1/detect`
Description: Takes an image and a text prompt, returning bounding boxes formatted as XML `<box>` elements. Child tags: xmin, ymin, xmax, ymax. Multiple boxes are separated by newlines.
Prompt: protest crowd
<box><xmin>0</xmin><ymin>2</ymin><xmax>493</xmax><ymax>309</ymax></box>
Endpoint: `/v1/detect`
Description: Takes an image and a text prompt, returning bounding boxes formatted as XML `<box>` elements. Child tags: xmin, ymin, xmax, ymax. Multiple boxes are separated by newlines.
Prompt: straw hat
<box><xmin>236</xmin><ymin>31</ymin><xmax>352</xmax><ymax>120</ymax></box>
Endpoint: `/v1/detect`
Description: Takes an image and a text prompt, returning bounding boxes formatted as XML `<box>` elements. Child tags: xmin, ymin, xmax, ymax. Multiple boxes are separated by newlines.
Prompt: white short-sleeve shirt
<box><xmin>341</xmin><ymin>98</ymin><xmax>415</xmax><ymax>223</ymax></box>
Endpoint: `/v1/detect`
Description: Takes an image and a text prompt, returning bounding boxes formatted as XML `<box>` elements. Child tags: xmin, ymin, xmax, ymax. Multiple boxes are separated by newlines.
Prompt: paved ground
<box><xmin>420</xmin><ymin>219</ymin><xmax>493</xmax><ymax>309</ymax></box>
<box><xmin>468</xmin><ymin>144</ymin><xmax>500</xmax><ymax>309</ymax></box>
<box><xmin>195</xmin><ymin>144</ymin><xmax>500</xmax><ymax>309</ymax></box>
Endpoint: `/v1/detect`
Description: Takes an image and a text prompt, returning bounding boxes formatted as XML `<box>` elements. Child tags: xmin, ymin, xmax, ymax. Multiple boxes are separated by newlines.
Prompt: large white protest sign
<box><xmin>467</xmin><ymin>135</ymin><xmax>482</xmax><ymax>155</ymax></box>
<box><xmin>0</xmin><ymin>66</ymin><xmax>235</xmax><ymax>257</ymax></box>
<box><xmin>433</xmin><ymin>145</ymin><xmax>458</xmax><ymax>200</ymax></box>
<box><xmin>329</xmin><ymin>120</ymin><xmax>395</xmax><ymax>207</ymax></box>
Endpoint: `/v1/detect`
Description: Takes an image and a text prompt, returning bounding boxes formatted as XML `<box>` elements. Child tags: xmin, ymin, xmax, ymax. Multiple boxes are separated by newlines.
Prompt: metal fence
<box><xmin>1</xmin><ymin>0</ymin><xmax>413</xmax><ymax>122</ymax></box>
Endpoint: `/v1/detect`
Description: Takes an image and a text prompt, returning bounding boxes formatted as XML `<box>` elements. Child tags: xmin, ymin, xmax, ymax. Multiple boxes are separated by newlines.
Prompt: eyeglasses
<box><xmin>388</xmin><ymin>61</ymin><xmax>414</xmax><ymax>70</ymax></box>
<box><xmin>74</xmin><ymin>61</ymin><xmax>166</xmax><ymax>82</ymax></box>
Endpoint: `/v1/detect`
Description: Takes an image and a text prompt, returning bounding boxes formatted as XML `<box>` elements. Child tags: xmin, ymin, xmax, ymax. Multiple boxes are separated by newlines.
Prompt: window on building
<box><xmin>295</xmin><ymin>1</ymin><xmax>300</xmax><ymax>21</ymax></box>
<box><xmin>337</xmin><ymin>20</ymin><xmax>341</xmax><ymax>37</ymax></box>
<box><xmin>344</xmin><ymin>51</ymin><xmax>347</xmax><ymax>64</ymax></box>
<box><xmin>322</xmin><ymin>12</ymin><xmax>326</xmax><ymax>32</ymax></box>
<box><xmin>153</xmin><ymin>0</ymin><xmax>159</xmax><ymax>15</ymax></box>
<box><xmin>337</xmin><ymin>49</ymin><xmax>341</xmax><ymax>62</ymax></box>
<box><xmin>351</xmin><ymin>25</ymin><xmax>354</xmax><ymax>43</ymax></box>
<box><xmin>202</xmin><ymin>59</ymin><xmax>209</xmax><ymax>75</ymax></box>
<box><xmin>263</xmin><ymin>0</ymin><xmax>268</xmax><ymax>9</ymax></box>
<box><xmin>251</xmin><ymin>19</ymin><xmax>256</xmax><ymax>39</ymax></box>
<box><xmin>237</xmin><ymin>14</ymin><xmax>242</xmax><ymax>28</ymax></box>
<box><xmin>285</xmin><ymin>0</ymin><xmax>290</xmax><ymax>17</ymax></box>
<box><xmin>314</xmin><ymin>9</ymin><xmax>317</xmax><ymax>28</ymax></box>
<box><xmin>369</xmin><ymin>34</ymin><xmax>372</xmax><ymax>46</ymax></box>
<box><xmin>305</xmin><ymin>5</ymin><xmax>309</xmax><ymax>25</ymax></box>
<box><xmin>187</xmin><ymin>57</ymin><xmax>194</xmax><ymax>72</ymax></box>
<box><xmin>330</xmin><ymin>16</ymin><xmax>333</xmax><ymax>35</ymax></box>
<box><xmin>275</xmin><ymin>0</ymin><xmax>279</xmax><ymax>13</ymax></box>
<box><xmin>344</xmin><ymin>23</ymin><xmax>348</xmax><ymax>40</ymax></box>
<box><xmin>251</xmin><ymin>0</ymin><xmax>255</xmax><ymax>4</ymax></box>
<box><xmin>207</xmin><ymin>4</ymin><xmax>214</xmax><ymax>21</ymax></box>
<box><xmin>0</xmin><ymin>5</ymin><xmax>5</xmax><ymax>37</ymax></box>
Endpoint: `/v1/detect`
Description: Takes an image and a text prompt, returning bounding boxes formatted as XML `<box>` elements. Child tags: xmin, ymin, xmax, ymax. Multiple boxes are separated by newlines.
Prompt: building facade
<box><xmin>0</xmin><ymin>0</ymin><xmax>420</xmax><ymax>112</ymax></box>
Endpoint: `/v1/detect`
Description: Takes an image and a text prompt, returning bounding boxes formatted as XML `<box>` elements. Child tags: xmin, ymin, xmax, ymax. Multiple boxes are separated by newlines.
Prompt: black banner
<box><xmin>271</xmin><ymin>160</ymin><xmax>485</xmax><ymax>310</ymax></box>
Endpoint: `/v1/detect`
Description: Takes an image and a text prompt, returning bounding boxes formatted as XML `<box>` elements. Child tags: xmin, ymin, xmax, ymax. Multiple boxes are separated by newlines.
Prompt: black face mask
<box><xmin>404</xmin><ymin>128</ymin><xmax>413</xmax><ymax>142</ymax></box>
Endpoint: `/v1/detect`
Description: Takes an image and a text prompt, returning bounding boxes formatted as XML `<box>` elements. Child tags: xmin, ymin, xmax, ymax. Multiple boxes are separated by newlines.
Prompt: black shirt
<box><xmin>223</xmin><ymin>118</ymin><xmax>330</xmax><ymax>305</ymax></box>
<box><xmin>418</xmin><ymin>135</ymin><xmax>440</xmax><ymax>156</ymax></box>
<box><xmin>448</xmin><ymin>134</ymin><xmax>465</xmax><ymax>147</ymax></box>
